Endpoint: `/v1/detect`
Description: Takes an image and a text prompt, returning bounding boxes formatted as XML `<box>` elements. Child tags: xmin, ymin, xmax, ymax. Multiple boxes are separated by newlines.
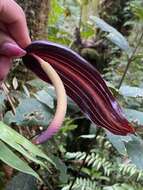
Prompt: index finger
<box><xmin>0</xmin><ymin>0</ymin><xmax>31</xmax><ymax>48</ymax></box>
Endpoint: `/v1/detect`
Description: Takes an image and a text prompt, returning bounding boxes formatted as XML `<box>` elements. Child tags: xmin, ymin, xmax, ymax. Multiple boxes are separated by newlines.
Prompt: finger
<box><xmin>0</xmin><ymin>0</ymin><xmax>31</xmax><ymax>48</ymax></box>
<box><xmin>0</xmin><ymin>30</ymin><xmax>26</xmax><ymax>58</ymax></box>
<box><xmin>0</xmin><ymin>23</ymin><xmax>8</xmax><ymax>33</ymax></box>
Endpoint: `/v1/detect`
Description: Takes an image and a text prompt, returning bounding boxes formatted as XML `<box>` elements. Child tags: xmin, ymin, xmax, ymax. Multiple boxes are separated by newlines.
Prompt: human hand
<box><xmin>0</xmin><ymin>0</ymin><xmax>31</xmax><ymax>81</ymax></box>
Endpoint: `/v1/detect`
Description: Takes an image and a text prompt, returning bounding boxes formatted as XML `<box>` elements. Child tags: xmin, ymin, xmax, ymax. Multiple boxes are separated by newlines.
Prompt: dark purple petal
<box><xmin>23</xmin><ymin>40</ymin><xmax>135</xmax><ymax>138</ymax></box>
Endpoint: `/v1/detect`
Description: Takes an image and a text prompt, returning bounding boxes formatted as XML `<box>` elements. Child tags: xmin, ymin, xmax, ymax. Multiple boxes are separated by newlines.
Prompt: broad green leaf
<box><xmin>27</xmin><ymin>79</ymin><xmax>48</xmax><ymax>90</ymax></box>
<box><xmin>125</xmin><ymin>135</ymin><xmax>143</xmax><ymax>170</ymax></box>
<box><xmin>0</xmin><ymin>122</ymin><xmax>54</xmax><ymax>165</ymax></box>
<box><xmin>106</xmin><ymin>132</ymin><xmax>131</xmax><ymax>155</ymax></box>
<box><xmin>90</xmin><ymin>16</ymin><xmax>130</xmax><ymax>53</ymax></box>
<box><xmin>0</xmin><ymin>141</ymin><xmax>40</xmax><ymax>180</ymax></box>
<box><xmin>27</xmin><ymin>79</ymin><xmax>56</xmax><ymax>98</ymax></box>
<box><xmin>34</xmin><ymin>89</ymin><xmax>54</xmax><ymax>109</ymax></box>
<box><xmin>4</xmin><ymin>98</ymin><xmax>52</xmax><ymax>127</ymax></box>
<box><xmin>5</xmin><ymin>173</ymin><xmax>37</xmax><ymax>190</ymax></box>
<box><xmin>120</xmin><ymin>85</ymin><xmax>143</xmax><ymax>97</ymax></box>
<box><xmin>124</xmin><ymin>108</ymin><xmax>143</xmax><ymax>125</ymax></box>
<box><xmin>1</xmin><ymin>138</ymin><xmax>47</xmax><ymax>168</ymax></box>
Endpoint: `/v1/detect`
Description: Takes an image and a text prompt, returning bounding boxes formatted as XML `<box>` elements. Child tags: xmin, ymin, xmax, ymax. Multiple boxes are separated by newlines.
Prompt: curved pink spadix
<box><xmin>31</xmin><ymin>54</ymin><xmax>67</xmax><ymax>144</ymax></box>
<box><xmin>23</xmin><ymin>40</ymin><xmax>135</xmax><ymax>140</ymax></box>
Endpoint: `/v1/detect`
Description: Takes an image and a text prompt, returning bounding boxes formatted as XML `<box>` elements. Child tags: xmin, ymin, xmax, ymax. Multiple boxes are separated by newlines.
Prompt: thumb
<box><xmin>0</xmin><ymin>31</ymin><xmax>26</xmax><ymax>83</ymax></box>
<box><xmin>0</xmin><ymin>30</ymin><xmax>26</xmax><ymax>58</ymax></box>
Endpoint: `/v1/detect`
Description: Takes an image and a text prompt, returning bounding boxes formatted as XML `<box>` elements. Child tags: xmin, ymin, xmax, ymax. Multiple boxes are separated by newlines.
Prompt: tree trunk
<box><xmin>17</xmin><ymin>0</ymin><xmax>50</xmax><ymax>40</ymax></box>
<box><xmin>12</xmin><ymin>0</ymin><xmax>50</xmax><ymax>82</ymax></box>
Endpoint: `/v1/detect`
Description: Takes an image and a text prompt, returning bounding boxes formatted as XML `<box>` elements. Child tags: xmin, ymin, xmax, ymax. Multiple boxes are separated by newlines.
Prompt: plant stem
<box><xmin>79</xmin><ymin>5</ymin><xmax>82</xmax><ymax>30</ymax></box>
<box><xmin>118</xmin><ymin>32</ymin><xmax>143</xmax><ymax>89</ymax></box>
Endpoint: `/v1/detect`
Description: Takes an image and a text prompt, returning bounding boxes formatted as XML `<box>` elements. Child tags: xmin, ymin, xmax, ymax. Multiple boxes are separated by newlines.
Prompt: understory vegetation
<box><xmin>1</xmin><ymin>0</ymin><xmax>143</xmax><ymax>190</ymax></box>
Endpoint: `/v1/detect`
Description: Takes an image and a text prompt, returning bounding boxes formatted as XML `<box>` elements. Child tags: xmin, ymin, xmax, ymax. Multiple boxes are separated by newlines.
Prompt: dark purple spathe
<box><xmin>23</xmin><ymin>40</ymin><xmax>135</xmax><ymax>142</ymax></box>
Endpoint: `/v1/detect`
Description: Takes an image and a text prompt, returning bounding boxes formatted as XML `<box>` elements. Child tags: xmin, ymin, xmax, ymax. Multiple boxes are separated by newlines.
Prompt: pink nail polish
<box><xmin>0</xmin><ymin>42</ymin><xmax>26</xmax><ymax>58</ymax></box>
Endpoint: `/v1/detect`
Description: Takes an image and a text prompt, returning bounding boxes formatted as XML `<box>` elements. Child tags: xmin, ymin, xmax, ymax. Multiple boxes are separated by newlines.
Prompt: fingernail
<box><xmin>0</xmin><ymin>42</ymin><xmax>26</xmax><ymax>58</ymax></box>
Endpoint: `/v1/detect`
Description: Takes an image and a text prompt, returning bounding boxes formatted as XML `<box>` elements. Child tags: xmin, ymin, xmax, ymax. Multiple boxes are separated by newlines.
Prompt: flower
<box><xmin>22</xmin><ymin>40</ymin><xmax>135</xmax><ymax>144</ymax></box>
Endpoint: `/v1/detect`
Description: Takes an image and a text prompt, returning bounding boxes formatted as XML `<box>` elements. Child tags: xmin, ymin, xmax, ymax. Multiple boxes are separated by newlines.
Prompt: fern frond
<box><xmin>119</xmin><ymin>163</ymin><xmax>143</xmax><ymax>181</ymax></box>
<box><xmin>65</xmin><ymin>151</ymin><xmax>113</xmax><ymax>176</ymax></box>
<box><xmin>61</xmin><ymin>177</ymin><xmax>101</xmax><ymax>190</ymax></box>
<box><xmin>103</xmin><ymin>183</ymin><xmax>143</xmax><ymax>190</ymax></box>
<box><xmin>65</xmin><ymin>151</ymin><xmax>143</xmax><ymax>182</ymax></box>
<box><xmin>96</xmin><ymin>135</ymin><xmax>112</xmax><ymax>149</ymax></box>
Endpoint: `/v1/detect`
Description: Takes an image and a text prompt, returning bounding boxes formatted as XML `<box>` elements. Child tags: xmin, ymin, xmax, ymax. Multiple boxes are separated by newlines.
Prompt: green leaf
<box><xmin>124</xmin><ymin>108</ymin><xmax>143</xmax><ymax>125</ymax></box>
<box><xmin>27</xmin><ymin>79</ymin><xmax>48</xmax><ymax>90</ymax></box>
<box><xmin>52</xmin><ymin>156</ymin><xmax>68</xmax><ymax>184</ymax></box>
<box><xmin>90</xmin><ymin>16</ymin><xmax>130</xmax><ymax>53</ymax></box>
<box><xmin>131</xmin><ymin>2</ymin><xmax>143</xmax><ymax>20</ymax></box>
<box><xmin>61</xmin><ymin>118</ymin><xmax>78</xmax><ymax>133</ymax></box>
<box><xmin>103</xmin><ymin>184</ymin><xmax>135</xmax><ymax>190</ymax></box>
<box><xmin>125</xmin><ymin>135</ymin><xmax>143</xmax><ymax>170</ymax></box>
<box><xmin>106</xmin><ymin>132</ymin><xmax>131</xmax><ymax>155</ymax></box>
<box><xmin>1</xmin><ymin>138</ymin><xmax>47</xmax><ymax>168</ymax></box>
<box><xmin>0</xmin><ymin>122</ymin><xmax>54</xmax><ymax>166</ymax></box>
<box><xmin>0</xmin><ymin>90</ymin><xmax>6</xmax><ymax>112</ymax></box>
<box><xmin>34</xmin><ymin>89</ymin><xmax>54</xmax><ymax>109</ymax></box>
<box><xmin>5</xmin><ymin>173</ymin><xmax>37</xmax><ymax>190</ymax></box>
<box><xmin>4</xmin><ymin>98</ymin><xmax>52</xmax><ymax>127</ymax></box>
<box><xmin>120</xmin><ymin>85</ymin><xmax>143</xmax><ymax>97</ymax></box>
<box><xmin>0</xmin><ymin>141</ymin><xmax>40</xmax><ymax>180</ymax></box>
<box><xmin>81</xmin><ymin>24</ymin><xmax>95</xmax><ymax>39</ymax></box>
<box><xmin>49</xmin><ymin>0</ymin><xmax>64</xmax><ymax>26</ymax></box>
<box><xmin>3</xmin><ymin>111</ymin><xmax>16</xmax><ymax>125</ymax></box>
